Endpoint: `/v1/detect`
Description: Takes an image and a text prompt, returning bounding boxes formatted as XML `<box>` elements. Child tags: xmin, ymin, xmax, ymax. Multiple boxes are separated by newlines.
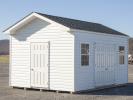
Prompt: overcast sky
<box><xmin>0</xmin><ymin>0</ymin><xmax>133</xmax><ymax>40</ymax></box>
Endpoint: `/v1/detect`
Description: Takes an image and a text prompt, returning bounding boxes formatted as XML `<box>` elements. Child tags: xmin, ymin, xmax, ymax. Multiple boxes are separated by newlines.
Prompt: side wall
<box><xmin>10</xmin><ymin>18</ymin><xmax>74</xmax><ymax>91</ymax></box>
<box><xmin>74</xmin><ymin>30</ymin><xmax>128</xmax><ymax>91</ymax></box>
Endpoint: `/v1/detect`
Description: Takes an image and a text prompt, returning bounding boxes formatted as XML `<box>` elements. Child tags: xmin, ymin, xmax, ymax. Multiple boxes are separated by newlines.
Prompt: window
<box><xmin>81</xmin><ymin>44</ymin><xmax>89</xmax><ymax>66</ymax></box>
<box><xmin>119</xmin><ymin>46</ymin><xmax>125</xmax><ymax>64</ymax></box>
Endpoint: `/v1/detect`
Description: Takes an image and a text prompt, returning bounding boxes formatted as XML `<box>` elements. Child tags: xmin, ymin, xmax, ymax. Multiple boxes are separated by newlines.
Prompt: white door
<box><xmin>94</xmin><ymin>43</ymin><xmax>116</xmax><ymax>87</ymax></box>
<box><xmin>30</xmin><ymin>42</ymin><xmax>49</xmax><ymax>88</ymax></box>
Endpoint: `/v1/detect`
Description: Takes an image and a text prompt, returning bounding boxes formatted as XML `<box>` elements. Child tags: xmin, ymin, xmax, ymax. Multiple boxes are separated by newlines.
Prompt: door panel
<box><xmin>95</xmin><ymin>43</ymin><xmax>116</xmax><ymax>87</ymax></box>
<box><xmin>30</xmin><ymin>43</ymin><xmax>49</xmax><ymax>88</ymax></box>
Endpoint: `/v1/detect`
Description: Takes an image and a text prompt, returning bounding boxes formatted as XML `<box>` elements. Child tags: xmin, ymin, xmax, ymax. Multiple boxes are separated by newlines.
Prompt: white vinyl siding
<box><xmin>10</xmin><ymin>18</ymin><xmax>74</xmax><ymax>91</ymax></box>
<box><xmin>74</xmin><ymin>30</ymin><xmax>128</xmax><ymax>91</ymax></box>
<box><xmin>9</xmin><ymin>15</ymin><xmax>128</xmax><ymax>92</ymax></box>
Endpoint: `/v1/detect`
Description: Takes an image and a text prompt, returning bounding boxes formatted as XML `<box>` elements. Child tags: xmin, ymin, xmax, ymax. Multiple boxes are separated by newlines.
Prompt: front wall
<box><xmin>74</xmin><ymin>31</ymin><xmax>128</xmax><ymax>91</ymax></box>
<box><xmin>10</xmin><ymin>37</ymin><xmax>30</xmax><ymax>87</ymax></box>
<box><xmin>10</xmin><ymin>18</ymin><xmax>74</xmax><ymax>91</ymax></box>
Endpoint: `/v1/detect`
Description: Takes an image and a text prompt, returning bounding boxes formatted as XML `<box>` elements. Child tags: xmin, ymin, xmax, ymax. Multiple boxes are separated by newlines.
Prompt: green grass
<box><xmin>0</xmin><ymin>55</ymin><xmax>9</xmax><ymax>63</ymax></box>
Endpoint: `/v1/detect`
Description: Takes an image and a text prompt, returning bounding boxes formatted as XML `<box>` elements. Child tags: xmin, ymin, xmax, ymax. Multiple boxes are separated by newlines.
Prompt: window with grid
<box><xmin>81</xmin><ymin>44</ymin><xmax>89</xmax><ymax>66</ymax></box>
<box><xmin>119</xmin><ymin>46</ymin><xmax>125</xmax><ymax>64</ymax></box>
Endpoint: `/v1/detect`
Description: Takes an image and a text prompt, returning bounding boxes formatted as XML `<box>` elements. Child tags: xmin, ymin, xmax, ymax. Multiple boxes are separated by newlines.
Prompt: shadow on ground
<box><xmin>79</xmin><ymin>83</ymin><xmax>133</xmax><ymax>96</ymax></box>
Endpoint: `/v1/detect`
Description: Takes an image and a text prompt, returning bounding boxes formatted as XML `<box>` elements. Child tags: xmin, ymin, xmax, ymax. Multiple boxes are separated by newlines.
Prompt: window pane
<box><xmin>81</xmin><ymin>48</ymin><xmax>89</xmax><ymax>54</ymax></box>
<box><xmin>81</xmin><ymin>44</ymin><xmax>89</xmax><ymax>54</ymax></box>
<box><xmin>81</xmin><ymin>43</ymin><xmax>89</xmax><ymax>66</ymax></box>
<box><xmin>119</xmin><ymin>46</ymin><xmax>125</xmax><ymax>53</ymax></box>
<box><xmin>81</xmin><ymin>44</ymin><xmax>86</xmax><ymax>49</ymax></box>
<box><xmin>84</xmin><ymin>55</ymin><xmax>89</xmax><ymax>65</ymax></box>
<box><xmin>119</xmin><ymin>46</ymin><xmax>125</xmax><ymax>64</ymax></box>
<box><xmin>86</xmin><ymin>44</ymin><xmax>89</xmax><ymax>50</ymax></box>
<box><xmin>81</xmin><ymin>55</ymin><xmax>85</xmax><ymax>65</ymax></box>
<box><xmin>81</xmin><ymin>48</ymin><xmax>86</xmax><ymax>54</ymax></box>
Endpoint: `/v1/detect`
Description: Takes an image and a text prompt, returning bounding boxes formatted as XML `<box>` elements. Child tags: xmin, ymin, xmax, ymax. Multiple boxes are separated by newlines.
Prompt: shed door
<box><xmin>30</xmin><ymin>43</ymin><xmax>49</xmax><ymax>88</ymax></box>
<box><xmin>95</xmin><ymin>43</ymin><xmax>116</xmax><ymax>87</ymax></box>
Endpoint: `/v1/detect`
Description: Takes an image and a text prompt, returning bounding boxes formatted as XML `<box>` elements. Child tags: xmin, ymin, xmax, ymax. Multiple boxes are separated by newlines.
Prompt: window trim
<box><xmin>80</xmin><ymin>43</ymin><xmax>89</xmax><ymax>66</ymax></box>
<box><xmin>119</xmin><ymin>46</ymin><xmax>125</xmax><ymax>65</ymax></box>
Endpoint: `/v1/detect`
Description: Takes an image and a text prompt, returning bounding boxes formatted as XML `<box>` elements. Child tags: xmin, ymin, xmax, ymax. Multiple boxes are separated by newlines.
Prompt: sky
<box><xmin>0</xmin><ymin>0</ymin><xmax>133</xmax><ymax>40</ymax></box>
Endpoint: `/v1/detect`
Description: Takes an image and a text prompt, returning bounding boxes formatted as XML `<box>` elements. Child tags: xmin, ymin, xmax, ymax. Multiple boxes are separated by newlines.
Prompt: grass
<box><xmin>0</xmin><ymin>55</ymin><xmax>9</xmax><ymax>63</ymax></box>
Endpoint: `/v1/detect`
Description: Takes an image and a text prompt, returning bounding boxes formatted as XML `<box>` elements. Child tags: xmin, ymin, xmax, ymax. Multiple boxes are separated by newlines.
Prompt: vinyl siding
<box><xmin>10</xmin><ymin>18</ymin><xmax>74</xmax><ymax>91</ymax></box>
<box><xmin>10</xmin><ymin>16</ymin><xmax>128</xmax><ymax>92</ymax></box>
<box><xmin>74</xmin><ymin>30</ymin><xmax>128</xmax><ymax>91</ymax></box>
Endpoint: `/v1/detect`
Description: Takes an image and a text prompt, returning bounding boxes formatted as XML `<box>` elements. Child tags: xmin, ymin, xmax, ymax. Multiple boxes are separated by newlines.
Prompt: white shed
<box><xmin>4</xmin><ymin>12</ymin><xmax>129</xmax><ymax>92</ymax></box>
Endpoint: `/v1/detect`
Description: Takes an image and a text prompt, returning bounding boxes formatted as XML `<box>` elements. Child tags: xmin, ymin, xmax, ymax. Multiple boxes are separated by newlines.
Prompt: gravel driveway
<box><xmin>1</xmin><ymin>63</ymin><xmax>133</xmax><ymax>100</ymax></box>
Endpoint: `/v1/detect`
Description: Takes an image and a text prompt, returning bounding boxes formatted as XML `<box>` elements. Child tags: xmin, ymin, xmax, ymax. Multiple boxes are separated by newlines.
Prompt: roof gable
<box><xmin>4</xmin><ymin>12</ymin><xmax>128</xmax><ymax>36</ymax></box>
<box><xmin>37</xmin><ymin>12</ymin><xmax>128</xmax><ymax>36</ymax></box>
<box><xmin>4</xmin><ymin>12</ymin><xmax>69</xmax><ymax>34</ymax></box>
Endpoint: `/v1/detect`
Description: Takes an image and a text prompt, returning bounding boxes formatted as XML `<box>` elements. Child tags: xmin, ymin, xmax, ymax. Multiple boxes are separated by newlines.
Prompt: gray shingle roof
<box><xmin>37</xmin><ymin>12</ymin><xmax>128</xmax><ymax>36</ymax></box>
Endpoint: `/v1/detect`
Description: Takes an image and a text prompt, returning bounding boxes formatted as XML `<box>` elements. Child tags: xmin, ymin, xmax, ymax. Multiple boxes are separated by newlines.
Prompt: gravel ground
<box><xmin>0</xmin><ymin>63</ymin><xmax>133</xmax><ymax>100</ymax></box>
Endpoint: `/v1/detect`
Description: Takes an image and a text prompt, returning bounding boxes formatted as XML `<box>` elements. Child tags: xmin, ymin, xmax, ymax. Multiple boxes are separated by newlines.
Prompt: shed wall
<box><xmin>10</xmin><ymin>18</ymin><xmax>74</xmax><ymax>91</ymax></box>
<box><xmin>74</xmin><ymin>30</ymin><xmax>128</xmax><ymax>91</ymax></box>
<box><xmin>9</xmin><ymin>16</ymin><xmax>128</xmax><ymax>92</ymax></box>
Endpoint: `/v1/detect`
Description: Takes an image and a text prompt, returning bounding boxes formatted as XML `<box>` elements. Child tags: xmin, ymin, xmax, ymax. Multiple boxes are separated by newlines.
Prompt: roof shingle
<box><xmin>37</xmin><ymin>12</ymin><xmax>128</xmax><ymax>36</ymax></box>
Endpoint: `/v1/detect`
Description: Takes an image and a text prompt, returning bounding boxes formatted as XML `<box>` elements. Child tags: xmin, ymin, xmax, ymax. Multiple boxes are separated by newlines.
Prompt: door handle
<box><xmin>31</xmin><ymin>69</ymin><xmax>34</xmax><ymax>71</ymax></box>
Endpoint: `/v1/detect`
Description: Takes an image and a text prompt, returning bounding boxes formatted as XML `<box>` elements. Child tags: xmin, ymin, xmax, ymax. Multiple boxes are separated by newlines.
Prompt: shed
<box><xmin>4</xmin><ymin>12</ymin><xmax>129</xmax><ymax>92</ymax></box>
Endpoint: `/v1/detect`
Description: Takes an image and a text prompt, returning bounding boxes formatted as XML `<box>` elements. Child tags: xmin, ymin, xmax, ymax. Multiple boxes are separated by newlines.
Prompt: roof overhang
<box><xmin>70</xmin><ymin>28</ymin><xmax>130</xmax><ymax>38</ymax></box>
<box><xmin>3</xmin><ymin>12</ymin><xmax>70</xmax><ymax>34</ymax></box>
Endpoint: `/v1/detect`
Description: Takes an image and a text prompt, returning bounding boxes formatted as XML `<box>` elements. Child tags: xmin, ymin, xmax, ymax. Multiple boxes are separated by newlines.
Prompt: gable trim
<box><xmin>4</xmin><ymin>12</ymin><xmax>70</xmax><ymax>34</ymax></box>
<box><xmin>70</xmin><ymin>29</ymin><xmax>129</xmax><ymax>38</ymax></box>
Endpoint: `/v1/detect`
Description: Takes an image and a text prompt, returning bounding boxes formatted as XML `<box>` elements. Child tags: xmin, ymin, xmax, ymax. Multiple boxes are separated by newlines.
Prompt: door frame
<box><xmin>93</xmin><ymin>42</ymin><xmax>116</xmax><ymax>87</ymax></box>
<box><xmin>30</xmin><ymin>41</ymin><xmax>50</xmax><ymax>89</ymax></box>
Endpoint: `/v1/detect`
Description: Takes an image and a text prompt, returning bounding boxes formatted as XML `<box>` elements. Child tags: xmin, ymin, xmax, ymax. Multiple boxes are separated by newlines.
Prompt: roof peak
<box><xmin>35</xmin><ymin>12</ymin><xmax>101</xmax><ymax>25</ymax></box>
<box><xmin>4</xmin><ymin>12</ymin><xmax>128</xmax><ymax>37</ymax></box>
<box><xmin>35</xmin><ymin>12</ymin><xmax>128</xmax><ymax>36</ymax></box>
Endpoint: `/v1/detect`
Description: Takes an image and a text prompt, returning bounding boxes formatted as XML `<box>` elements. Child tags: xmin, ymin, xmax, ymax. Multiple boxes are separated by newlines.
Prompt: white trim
<box><xmin>4</xmin><ymin>13</ymin><xmax>36</xmax><ymax>34</ymax></box>
<box><xmin>70</xmin><ymin>29</ymin><xmax>129</xmax><ymax>38</ymax></box>
<box><xmin>4</xmin><ymin>13</ymin><xmax>70</xmax><ymax>34</ymax></box>
<box><xmin>94</xmin><ymin>43</ymin><xmax>116</xmax><ymax>87</ymax></box>
<box><xmin>127</xmin><ymin>42</ymin><xmax>129</xmax><ymax>83</ymax></box>
<box><xmin>30</xmin><ymin>42</ymin><xmax>50</xmax><ymax>88</ymax></box>
<box><xmin>80</xmin><ymin>43</ymin><xmax>90</xmax><ymax>67</ymax></box>
<box><xmin>48</xmin><ymin>41</ymin><xmax>50</xmax><ymax>90</ymax></box>
<box><xmin>119</xmin><ymin>46</ymin><xmax>126</xmax><ymax>66</ymax></box>
<box><xmin>33</xmin><ymin>13</ymin><xmax>70</xmax><ymax>31</ymax></box>
<box><xmin>93</xmin><ymin>42</ymin><xmax>96</xmax><ymax>88</ymax></box>
<box><xmin>4</xmin><ymin>12</ymin><xmax>128</xmax><ymax>38</ymax></box>
<box><xmin>30</xmin><ymin>42</ymin><xmax>31</xmax><ymax>88</ymax></box>
<box><xmin>9</xmin><ymin>36</ymin><xmax>12</xmax><ymax>86</ymax></box>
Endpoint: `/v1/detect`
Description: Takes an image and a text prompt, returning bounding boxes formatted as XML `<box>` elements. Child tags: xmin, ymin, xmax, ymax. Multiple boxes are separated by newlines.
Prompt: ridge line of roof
<box><xmin>4</xmin><ymin>12</ymin><xmax>129</xmax><ymax>37</ymax></box>
<box><xmin>36</xmin><ymin>12</ymin><xmax>128</xmax><ymax>37</ymax></box>
<box><xmin>36</xmin><ymin>12</ymin><xmax>101</xmax><ymax>25</ymax></box>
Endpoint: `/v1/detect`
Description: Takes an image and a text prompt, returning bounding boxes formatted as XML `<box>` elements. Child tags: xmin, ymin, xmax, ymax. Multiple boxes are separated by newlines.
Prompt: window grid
<box><xmin>119</xmin><ymin>46</ymin><xmax>125</xmax><ymax>65</ymax></box>
<box><xmin>81</xmin><ymin>44</ymin><xmax>89</xmax><ymax>66</ymax></box>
